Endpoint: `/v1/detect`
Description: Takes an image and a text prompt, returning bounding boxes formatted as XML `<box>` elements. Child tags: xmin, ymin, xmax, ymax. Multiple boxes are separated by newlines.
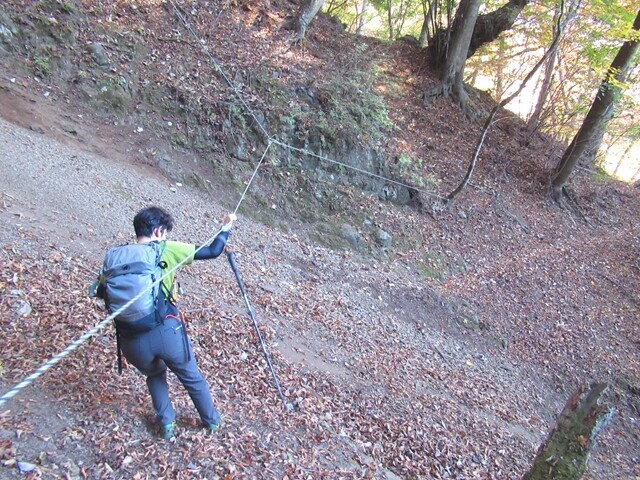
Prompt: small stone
<box><xmin>17</xmin><ymin>461</ymin><xmax>37</xmax><ymax>473</ymax></box>
<box><xmin>0</xmin><ymin>25</ymin><xmax>14</xmax><ymax>42</ymax></box>
<box><xmin>87</xmin><ymin>42</ymin><xmax>110</xmax><ymax>66</ymax></box>
<box><xmin>13</xmin><ymin>299</ymin><xmax>32</xmax><ymax>317</ymax></box>
<box><xmin>375</xmin><ymin>228</ymin><xmax>392</xmax><ymax>248</ymax></box>
<box><xmin>62</xmin><ymin>459</ymin><xmax>81</xmax><ymax>478</ymax></box>
<box><xmin>341</xmin><ymin>224</ymin><xmax>365</xmax><ymax>250</ymax></box>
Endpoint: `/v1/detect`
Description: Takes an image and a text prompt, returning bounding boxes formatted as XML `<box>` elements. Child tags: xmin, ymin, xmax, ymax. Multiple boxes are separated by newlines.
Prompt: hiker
<box><xmin>97</xmin><ymin>206</ymin><xmax>236</xmax><ymax>439</ymax></box>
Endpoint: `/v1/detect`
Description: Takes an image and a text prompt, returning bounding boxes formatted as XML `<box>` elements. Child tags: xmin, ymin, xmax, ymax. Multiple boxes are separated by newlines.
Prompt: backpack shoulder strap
<box><xmin>156</xmin><ymin>241</ymin><xmax>167</xmax><ymax>263</ymax></box>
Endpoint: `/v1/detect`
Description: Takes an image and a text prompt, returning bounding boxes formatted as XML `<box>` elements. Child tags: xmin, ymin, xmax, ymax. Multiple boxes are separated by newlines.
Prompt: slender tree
<box><xmin>551</xmin><ymin>9</ymin><xmax>640</xmax><ymax>201</ymax></box>
<box><xmin>386</xmin><ymin>0</ymin><xmax>395</xmax><ymax>39</ymax></box>
<box><xmin>285</xmin><ymin>0</ymin><xmax>326</xmax><ymax>40</ymax></box>
<box><xmin>528</xmin><ymin>4</ymin><xmax>562</xmax><ymax>132</ymax></box>
<box><xmin>418</xmin><ymin>0</ymin><xmax>436</xmax><ymax>47</ymax></box>
<box><xmin>527</xmin><ymin>0</ymin><xmax>581</xmax><ymax>135</ymax></box>
<box><xmin>356</xmin><ymin>0</ymin><xmax>370</xmax><ymax>35</ymax></box>
<box><xmin>613</xmin><ymin>139</ymin><xmax>638</xmax><ymax>177</ymax></box>
<box><xmin>370</xmin><ymin>0</ymin><xmax>421</xmax><ymax>40</ymax></box>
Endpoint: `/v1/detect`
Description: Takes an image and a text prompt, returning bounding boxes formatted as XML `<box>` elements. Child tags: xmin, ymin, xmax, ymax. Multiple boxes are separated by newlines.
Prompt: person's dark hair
<box><xmin>133</xmin><ymin>207</ymin><xmax>174</xmax><ymax>238</ymax></box>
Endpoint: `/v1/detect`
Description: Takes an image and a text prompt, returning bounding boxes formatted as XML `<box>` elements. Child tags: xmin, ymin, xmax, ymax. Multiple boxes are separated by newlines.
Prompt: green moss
<box><xmin>458</xmin><ymin>313</ymin><xmax>481</xmax><ymax>331</ymax></box>
<box><xmin>249</xmin><ymin>60</ymin><xmax>393</xmax><ymax>146</ymax></box>
<box><xmin>310</xmin><ymin>222</ymin><xmax>351</xmax><ymax>250</ymax></box>
<box><xmin>96</xmin><ymin>86</ymin><xmax>131</xmax><ymax>113</ymax></box>
<box><xmin>393</xmin><ymin>153</ymin><xmax>441</xmax><ymax>190</ymax></box>
<box><xmin>416</xmin><ymin>251</ymin><xmax>447</xmax><ymax>281</ymax></box>
<box><xmin>416</xmin><ymin>250</ymin><xmax>467</xmax><ymax>282</ymax></box>
<box><xmin>188</xmin><ymin>172</ymin><xmax>212</xmax><ymax>193</ymax></box>
<box><xmin>320</xmin><ymin>65</ymin><xmax>393</xmax><ymax>142</ymax></box>
<box><xmin>525</xmin><ymin>427</ymin><xmax>589</xmax><ymax>479</ymax></box>
<box><xmin>59</xmin><ymin>2</ymin><xmax>76</xmax><ymax>14</ymax></box>
<box><xmin>379</xmin><ymin>75</ymin><xmax>406</xmax><ymax>100</ymax></box>
<box><xmin>227</xmin><ymin>102</ymin><xmax>249</xmax><ymax>131</ymax></box>
<box><xmin>169</xmin><ymin>132</ymin><xmax>189</xmax><ymax>148</ymax></box>
<box><xmin>33</xmin><ymin>51</ymin><xmax>53</xmax><ymax>76</ymax></box>
<box><xmin>524</xmin><ymin>385</ymin><xmax>611</xmax><ymax>480</ymax></box>
<box><xmin>37</xmin><ymin>0</ymin><xmax>76</xmax><ymax>13</ymax></box>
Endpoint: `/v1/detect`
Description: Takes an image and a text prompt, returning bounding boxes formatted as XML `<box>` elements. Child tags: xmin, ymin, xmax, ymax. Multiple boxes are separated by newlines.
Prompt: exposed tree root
<box><xmin>550</xmin><ymin>185</ymin><xmax>590</xmax><ymax>225</ymax></box>
<box><xmin>423</xmin><ymin>85</ymin><xmax>477</xmax><ymax>121</ymax></box>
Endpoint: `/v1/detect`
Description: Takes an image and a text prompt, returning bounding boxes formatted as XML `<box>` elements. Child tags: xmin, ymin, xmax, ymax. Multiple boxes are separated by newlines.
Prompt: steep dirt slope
<box><xmin>1</xmin><ymin>82</ymin><xmax>639</xmax><ymax>480</ymax></box>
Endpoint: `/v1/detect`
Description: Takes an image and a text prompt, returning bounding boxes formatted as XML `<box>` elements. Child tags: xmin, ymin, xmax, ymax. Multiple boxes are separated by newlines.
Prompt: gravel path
<box><xmin>0</xmin><ymin>117</ymin><xmax>237</xmax><ymax>256</ymax></box>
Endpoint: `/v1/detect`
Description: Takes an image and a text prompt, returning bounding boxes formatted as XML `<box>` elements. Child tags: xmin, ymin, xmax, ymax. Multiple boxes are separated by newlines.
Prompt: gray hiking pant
<box><xmin>119</xmin><ymin>316</ymin><xmax>220</xmax><ymax>426</ymax></box>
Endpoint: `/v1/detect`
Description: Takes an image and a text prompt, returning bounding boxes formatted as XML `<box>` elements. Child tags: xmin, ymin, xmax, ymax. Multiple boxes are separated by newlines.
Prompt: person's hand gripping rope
<box><xmin>220</xmin><ymin>213</ymin><xmax>237</xmax><ymax>233</ymax></box>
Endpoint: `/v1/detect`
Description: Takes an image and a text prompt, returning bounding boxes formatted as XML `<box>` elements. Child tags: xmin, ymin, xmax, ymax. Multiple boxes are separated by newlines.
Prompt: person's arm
<box><xmin>194</xmin><ymin>231</ymin><xmax>229</xmax><ymax>260</ymax></box>
<box><xmin>193</xmin><ymin>213</ymin><xmax>236</xmax><ymax>260</ymax></box>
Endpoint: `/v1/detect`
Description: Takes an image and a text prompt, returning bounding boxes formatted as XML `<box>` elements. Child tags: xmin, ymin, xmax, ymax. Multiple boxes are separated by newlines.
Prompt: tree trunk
<box><xmin>418</xmin><ymin>0</ymin><xmax>435</xmax><ymax>48</ymax></box>
<box><xmin>386</xmin><ymin>0</ymin><xmax>394</xmax><ymax>40</ymax></box>
<box><xmin>581</xmin><ymin>118</ymin><xmax>610</xmax><ymax>167</ymax></box>
<box><xmin>395</xmin><ymin>0</ymin><xmax>409</xmax><ymax>38</ymax></box>
<box><xmin>527</xmin><ymin>5</ymin><xmax>563</xmax><ymax>132</ymax></box>
<box><xmin>467</xmin><ymin>0</ymin><xmax>529</xmax><ymax>57</ymax></box>
<box><xmin>419</xmin><ymin>16</ymin><xmax>429</xmax><ymax>47</ymax></box>
<box><xmin>493</xmin><ymin>38</ymin><xmax>508</xmax><ymax>102</ymax></box>
<box><xmin>527</xmin><ymin>48</ymin><xmax>558</xmax><ymax>131</ymax></box>
<box><xmin>614</xmin><ymin>139</ymin><xmax>638</xmax><ymax>177</ymax></box>
<box><xmin>523</xmin><ymin>383</ymin><xmax>612</xmax><ymax>480</ymax></box>
<box><xmin>439</xmin><ymin>0</ymin><xmax>482</xmax><ymax>112</ymax></box>
<box><xmin>551</xmin><ymin>9</ymin><xmax>640</xmax><ymax>198</ymax></box>
<box><xmin>356</xmin><ymin>0</ymin><xmax>368</xmax><ymax>35</ymax></box>
<box><xmin>429</xmin><ymin>0</ymin><xmax>530</xmax><ymax>68</ymax></box>
<box><xmin>285</xmin><ymin>0</ymin><xmax>325</xmax><ymax>40</ymax></box>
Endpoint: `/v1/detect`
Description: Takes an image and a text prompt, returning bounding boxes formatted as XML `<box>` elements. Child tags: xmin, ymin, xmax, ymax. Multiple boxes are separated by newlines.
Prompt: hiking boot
<box><xmin>160</xmin><ymin>422</ymin><xmax>176</xmax><ymax>440</ymax></box>
<box><xmin>204</xmin><ymin>421</ymin><xmax>221</xmax><ymax>434</ymax></box>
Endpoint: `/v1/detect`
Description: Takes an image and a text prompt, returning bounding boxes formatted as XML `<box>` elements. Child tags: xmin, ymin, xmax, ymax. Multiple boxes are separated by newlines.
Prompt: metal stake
<box><xmin>227</xmin><ymin>250</ymin><xmax>293</xmax><ymax>411</ymax></box>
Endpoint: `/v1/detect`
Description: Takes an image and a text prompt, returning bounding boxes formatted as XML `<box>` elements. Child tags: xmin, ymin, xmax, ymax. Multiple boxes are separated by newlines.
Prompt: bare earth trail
<box><xmin>0</xmin><ymin>86</ymin><xmax>639</xmax><ymax>478</ymax></box>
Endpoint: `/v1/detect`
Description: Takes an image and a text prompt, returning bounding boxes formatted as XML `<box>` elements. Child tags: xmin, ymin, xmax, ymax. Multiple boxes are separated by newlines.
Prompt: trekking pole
<box><xmin>226</xmin><ymin>250</ymin><xmax>294</xmax><ymax>412</ymax></box>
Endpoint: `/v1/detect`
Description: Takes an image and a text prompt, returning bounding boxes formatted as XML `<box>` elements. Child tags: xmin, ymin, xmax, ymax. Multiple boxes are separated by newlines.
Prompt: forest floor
<box><xmin>0</xmin><ymin>1</ymin><xmax>639</xmax><ymax>479</ymax></box>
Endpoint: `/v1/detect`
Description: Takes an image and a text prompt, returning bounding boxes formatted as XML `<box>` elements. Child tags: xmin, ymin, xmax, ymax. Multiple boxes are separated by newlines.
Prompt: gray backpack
<box><xmin>101</xmin><ymin>242</ymin><xmax>166</xmax><ymax>330</ymax></box>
